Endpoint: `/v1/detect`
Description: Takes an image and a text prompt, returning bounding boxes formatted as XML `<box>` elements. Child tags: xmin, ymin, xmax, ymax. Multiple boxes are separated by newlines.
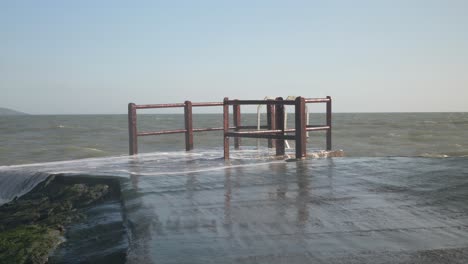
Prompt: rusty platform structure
<box><xmin>128</xmin><ymin>96</ymin><xmax>332</xmax><ymax>159</ymax></box>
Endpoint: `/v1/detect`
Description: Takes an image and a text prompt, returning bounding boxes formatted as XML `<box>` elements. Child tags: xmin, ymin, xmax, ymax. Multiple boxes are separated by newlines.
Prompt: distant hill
<box><xmin>0</xmin><ymin>107</ymin><xmax>28</xmax><ymax>116</ymax></box>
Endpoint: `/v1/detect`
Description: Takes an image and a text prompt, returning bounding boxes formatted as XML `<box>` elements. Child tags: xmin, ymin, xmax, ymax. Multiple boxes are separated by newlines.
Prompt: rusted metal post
<box><xmin>275</xmin><ymin>97</ymin><xmax>285</xmax><ymax>156</ymax></box>
<box><xmin>266</xmin><ymin>101</ymin><xmax>276</xmax><ymax>148</ymax></box>
<box><xmin>326</xmin><ymin>96</ymin><xmax>332</xmax><ymax>151</ymax></box>
<box><xmin>295</xmin><ymin>97</ymin><xmax>307</xmax><ymax>159</ymax></box>
<box><xmin>184</xmin><ymin>100</ymin><xmax>193</xmax><ymax>151</ymax></box>
<box><xmin>128</xmin><ymin>103</ymin><xmax>138</xmax><ymax>155</ymax></box>
<box><xmin>233</xmin><ymin>101</ymin><xmax>241</xmax><ymax>149</ymax></box>
<box><xmin>223</xmin><ymin>97</ymin><xmax>230</xmax><ymax>159</ymax></box>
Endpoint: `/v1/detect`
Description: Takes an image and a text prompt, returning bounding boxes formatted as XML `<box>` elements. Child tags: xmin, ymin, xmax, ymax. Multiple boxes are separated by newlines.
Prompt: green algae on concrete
<box><xmin>0</xmin><ymin>225</ymin><xmax>61</xmax><ymax>264</ymax></box>
<box><xmin>0</xmin><ymin>174</ymin><xmax>114</xmax><ymax>264</ymax></box>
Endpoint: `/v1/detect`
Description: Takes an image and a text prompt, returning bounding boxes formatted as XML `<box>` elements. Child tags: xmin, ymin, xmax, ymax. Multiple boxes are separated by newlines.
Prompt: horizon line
<box><xmin>11</xmin><ymin>111</ymin><xmax>468</xmax><ymax>116</ymax></box>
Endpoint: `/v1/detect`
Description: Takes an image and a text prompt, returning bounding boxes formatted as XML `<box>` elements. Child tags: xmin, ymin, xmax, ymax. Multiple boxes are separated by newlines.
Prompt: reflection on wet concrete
<box><xmin>122</xmin><ymin>157</ymin><xmax>468</xmax><ymax>263</ymax></box>
<box><xmin>295</xmin><ymin>161</ymin><xmax>310</xmax><ymax>228</ymax></box>
<box><xmin>128</xmin><ymin>156</ymin><xmax>141</xmax><ymax>191</ymax></box>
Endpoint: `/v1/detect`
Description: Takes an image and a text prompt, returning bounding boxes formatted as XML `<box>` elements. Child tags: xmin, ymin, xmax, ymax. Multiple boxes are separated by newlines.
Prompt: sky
<box><xmin>1</xmin><ymin>0</ymin><xmax>467</xmax><ymax>114</ymax></box>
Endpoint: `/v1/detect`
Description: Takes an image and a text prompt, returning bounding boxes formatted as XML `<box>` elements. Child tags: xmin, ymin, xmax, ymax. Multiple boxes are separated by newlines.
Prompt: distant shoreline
<box><xmin>0</xmin><ymin>107</ymin><xmax>28</xmax><ymax>116</ymax></box>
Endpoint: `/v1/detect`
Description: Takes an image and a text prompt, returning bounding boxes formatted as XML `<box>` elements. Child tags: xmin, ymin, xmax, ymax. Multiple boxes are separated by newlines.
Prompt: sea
<box><xmin>1</xmin><ymin>112</ymin><xmax>468</xmax><ymax>263</ymax></box>
<box><xmin>1</xmin><ymin>112</ymin><xmax>467</xmax><ymax>166</ymax></box>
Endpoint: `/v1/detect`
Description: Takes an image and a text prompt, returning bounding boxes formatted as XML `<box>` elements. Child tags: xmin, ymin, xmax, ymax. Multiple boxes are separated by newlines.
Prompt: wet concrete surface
<box><xmin>120</xmin><ymin>157</ymin><xmax>468</xmax><ymax>263</ymax></box>
<box><xmin>49</xmin><ymin>200</ymin><xmax>128</xmax><ymax>264</ymax></box>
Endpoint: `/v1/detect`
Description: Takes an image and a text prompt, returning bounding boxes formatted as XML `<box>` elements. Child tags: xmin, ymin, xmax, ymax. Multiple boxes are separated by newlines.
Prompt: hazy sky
<box><xmin>1</xmin><ymin>0</ymin><xmax>467</xmax><ymax>114</ymax></box>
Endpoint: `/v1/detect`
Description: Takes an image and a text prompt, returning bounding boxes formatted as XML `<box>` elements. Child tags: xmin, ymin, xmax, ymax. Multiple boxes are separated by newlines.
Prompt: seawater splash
<box><xmin>0</xmin><ymin>170</ymin><xmax>49</xmax><ymax>205</ymax></box>
<box><xmin>0</xmin><ymin>147</ymin><xmax>342</xmax><ymax>205</ymax></box>
<box><xmin>0</xmin><ymin>148</ymin><xmax>268</xmax><ymax>204</ymax></box>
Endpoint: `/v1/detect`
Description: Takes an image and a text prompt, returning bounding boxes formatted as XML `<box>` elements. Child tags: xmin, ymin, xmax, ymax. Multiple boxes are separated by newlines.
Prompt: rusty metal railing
<box><xmin>128</xmin><ymin>101</ymin><xmax>225</xmax><ymax>155</ymax></box>
<box><xmin>128</xmin><ymin>96</ymin><xmax>332</xmax><ymax>159</ymax></box>
<box><xmin>223</xmin><ymin>96</ymin><xmax>332</xmax><ymax>159</ymax></box>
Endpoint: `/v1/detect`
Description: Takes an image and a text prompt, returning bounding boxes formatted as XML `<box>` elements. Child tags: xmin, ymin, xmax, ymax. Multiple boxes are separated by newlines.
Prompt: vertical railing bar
<box><xmin>295</xmin><ymin>97</ymin><xmax>306</xmax><ymax>159</ymax></box>
<box><xmin>275</xmin><ymin>97</ymin><xmax>285</xmax><ymax>156</ymax></box>
<box><xmin>184</xmin><ymin>100</ymin><xmax>193</xmax><ymax>151</ymax></box>
<box><xmin>233</xmin><ymin>101</ymin><xmax>241</xmax><ymax>149</ymax></box>
<box><xmin>128</xmin><ymin>103</ymin><xmax>138</xmax><ymax>155</ymax></box>
<box><xmin>223</xmin><ymin>97</ymin><xmax>230</xmax><ymax>159</ymax></box>
<box><xmin>266</xmin><ymin>100</ymin><xmax>276</xmax><ymax>148</ymax></box>
<box><xmin>301</xmin><ymin>97</ymin><xmax>307</xmax><ymax>157</ymax></box>
<box><xmin>326</xmin><ymin>96</ymin><xmax>332</xmax><ymax>150</ymax></box>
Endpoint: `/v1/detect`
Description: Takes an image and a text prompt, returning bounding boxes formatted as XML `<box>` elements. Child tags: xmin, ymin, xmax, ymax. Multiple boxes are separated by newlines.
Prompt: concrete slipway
<box><xmin>3</xmin><ymin>151</ymin><xmax>468</xmax><ymax>263</ymax></box>
<box><xmin>117</xmin><ymin>154</ymin><xmax>468</xmax><ymax>263</ymax></box>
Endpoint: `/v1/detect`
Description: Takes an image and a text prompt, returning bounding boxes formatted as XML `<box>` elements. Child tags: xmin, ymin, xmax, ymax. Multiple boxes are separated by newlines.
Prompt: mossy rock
<box><xmin>0</xmin><ymin>175</ymin><xmax>116</xmax><ymax>263</ymax></box>
<box><xmin>0</xmin><ymin>225</ymin><xmax>61</xmax><ymax>264</ymax></box>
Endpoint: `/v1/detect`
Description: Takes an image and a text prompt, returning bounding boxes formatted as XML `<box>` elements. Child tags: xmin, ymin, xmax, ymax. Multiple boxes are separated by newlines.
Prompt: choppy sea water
<box><xmin>1</xmin><ymin>112</ymin><xmax>468</xmax><ymax>263</ymax></box>
<box><xmin>1</xmin><ymin>112</ymin><xmax>467</xmax><ymax>166</ymax></box>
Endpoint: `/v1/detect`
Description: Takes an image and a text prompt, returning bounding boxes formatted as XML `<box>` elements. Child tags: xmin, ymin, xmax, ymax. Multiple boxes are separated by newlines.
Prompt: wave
<box><xmin>0</xmin><ymin>145</ymin><xmax>465</xmax><ymax>205</ymax></box>
<box><xmin>423</xmin><ymin>120</ymin><xmax>438</xmax><ymax>124</ymax></box>
<box><xmin>0</xmin><ymin>170</ymin><xmax>50</xmax><ymax>205</ymax></box>
<box><xmin>411</xmin><ymin>151</ymin><xmax>468</xmax><ymax>158</ymax></box>
<box><xmin>65</xmin><ymin>146</ymin><xmax>106</xmax><ymax>153</ymax></box>
<box><xmin>0</xmin><ymin>149</ymin><xmax>281</xmax><ymax>202</ymax></box>
<box><xmin>127</xmin><ymin>161</ymin><xmax>285</xmax><ymax>177</ymax></box>
<box><xmin>419</xmin><ymin>153</ymin><xmax>450</xmax><ymax>158</ymax></box>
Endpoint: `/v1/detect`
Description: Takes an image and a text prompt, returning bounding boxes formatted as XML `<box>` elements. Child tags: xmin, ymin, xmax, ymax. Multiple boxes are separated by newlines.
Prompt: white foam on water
<box><xmin>0</xmin><ymin>148</ymin><xmax>283</xmax><ymax>202</ymax></box>
<box><xmin>128</xmin><ymin>160</ymin><xmax>285</xmax><ymax>177</ymax></box>
<box><xmin>0</xmin><ymin>147</ymin><xmax>342</xmax><ymax>203</ymax></box>
<box><xmin>420</xmin><ymin>153</ymin><xmax>450</xmax><ymax>158</ymax></box>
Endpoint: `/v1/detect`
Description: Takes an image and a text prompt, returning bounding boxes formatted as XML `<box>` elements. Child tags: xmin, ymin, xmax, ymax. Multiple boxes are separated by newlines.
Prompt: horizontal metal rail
<box><xmin>304</xmin><ymin>98</ymin><xmax>331</xmax><ymax>103</ymax></box>
<box><xmin>226</xmin><ymin>100</ymin><xmax>296</xmax><ymax>106</ymax></box>
<box><xmin>192</xmin><ymin>102</ymin><xmax>223</xmax><ymax>107</ymax></box>
<box><xmin>136</xmin><ymin>103</ymin><xmax>185</xmax><ymax>109</ymax></box>
<box><xmin>193</xmin><ymin>127</ymin><xmax>224</xmax><ymax>132</ymax></box>
<box><xmin>230</xmin><ymin>129</ymin><xmax>283</xmax><ymax>134</ymax></box>
<box><xmin>135</xmin><ymin>102</ymin><xmax>222</xmax><ymax>109</ymax></box>
<box><xmin>226</xmin><ymin>98</ymin><xmax>330</xmax><ymax>106</ymax></box>
<box><xmin>138</xmin><ymin>127</ymin><xmax>233</xmax><ymax>136</ymax></box>
<box><xmin>226</xmin><ymin>131</ymin><xmax>296</xmax><ymax>140</ymax></box>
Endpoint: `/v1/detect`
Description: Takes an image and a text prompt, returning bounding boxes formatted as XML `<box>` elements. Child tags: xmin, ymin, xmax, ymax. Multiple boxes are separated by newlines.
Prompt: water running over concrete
<box><xmin>121</xmin><ymin>157</ymin><xmax>468</xmax><ymax>264</ymax></box>
<box><xmin>2</xmin><ymin>151</ymin><xmax>468</xmax><ymax>263</ymax></box>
